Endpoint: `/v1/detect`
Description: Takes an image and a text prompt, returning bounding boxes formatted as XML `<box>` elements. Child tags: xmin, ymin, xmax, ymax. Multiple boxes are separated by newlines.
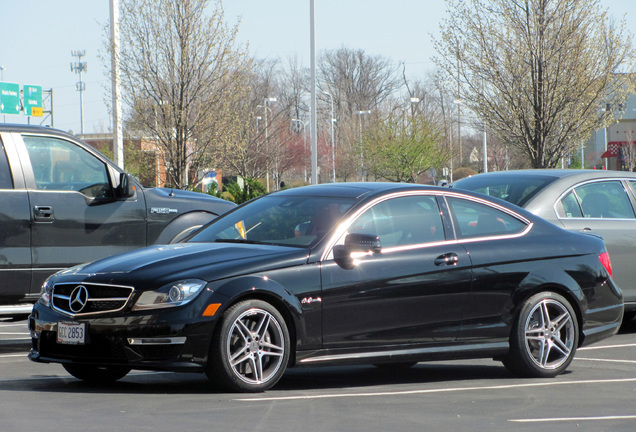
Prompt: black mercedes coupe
<box><xmin>28</xmin><ymin>183</ymin><xmax>623</xmax><ymax>392</ymax></box>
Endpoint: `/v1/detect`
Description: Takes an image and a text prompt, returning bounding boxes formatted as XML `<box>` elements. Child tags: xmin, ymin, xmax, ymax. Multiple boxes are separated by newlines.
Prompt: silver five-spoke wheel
<box><xmin>207</xmin><ymin>299</ymin><xmax>290</xmax><ymax>392</ymax></box>
<box><xmin>227</xmin><ymin>307</ymin><xmax>286</xmax><ymax>385</ymax></box>
<box><xmin>523</xmin><ymin>299</ymin><xmax>575</xmax><ymax>370</ymax></box>
<box><xmin>503</xmin><ymin>292</ymin><xmax>579</xmax><ymax>378</ymax></box>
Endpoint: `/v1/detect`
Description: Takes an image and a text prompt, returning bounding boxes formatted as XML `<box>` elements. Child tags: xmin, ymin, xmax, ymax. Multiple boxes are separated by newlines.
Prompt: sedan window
<box><xmin>559</xmin><ymin>181</ymin><xmax>635</xmax><ymax>219</ymax></box>
<box><xmin>348</xmin><ymin>195</ymin><xmax>445</xmax><ymax>248</ymax></box>
<box><xmin>446</xmin><ymin>197</ymin><xmax>527</xmax><ymax>239</ymax></box>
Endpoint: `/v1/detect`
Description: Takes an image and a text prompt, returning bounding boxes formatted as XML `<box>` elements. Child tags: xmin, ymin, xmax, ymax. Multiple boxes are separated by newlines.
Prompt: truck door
<box><xmin>18</xmin><ymin>134</ymin><xmax>147</xmax><ymax>294</ymax></box>
<box><xmin>0</xmin><ymin>135</ymin><xmax>32</xmax><ymax>304</ymax></box>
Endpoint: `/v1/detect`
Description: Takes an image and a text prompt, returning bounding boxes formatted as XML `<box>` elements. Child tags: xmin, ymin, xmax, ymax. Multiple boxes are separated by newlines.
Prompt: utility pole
<box><xmin>310</xmin><ymin>0</ymin><xmax>318</xmax><ymax>185</ymax></box>
<box><xmin>70</xmin><ymin>50</ymin><xmax>87</xmax><ymax>135</ymax></box>
<box><xmin>110</xmin><ymin>0</ymin><xmax>124</xmax><ymax>170</ymax></box>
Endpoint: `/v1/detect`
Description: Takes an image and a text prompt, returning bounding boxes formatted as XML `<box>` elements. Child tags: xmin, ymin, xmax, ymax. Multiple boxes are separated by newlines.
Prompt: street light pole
<box><xmin>354</xmin><ymin>110</ymin><xmax>370</xmax><ymax>181</ymax></box>
<box><xmin>263</xmin><ymin>97</ymin><xmax>276</xmax><ymax>192</ymax></box>
<box><xmin>310</xmin><ymin>0</ymin><xmax>318</xmax><ymax>185</ymax></box>
<box><xmin>0</xmin><ymin>66</ymin><xmax>5</xmax><ymax>123</ymax></box>
<box><xmin>322</xmin><ymin>91</ymin><xmax>336</xmax><ymax>182</ymax></box>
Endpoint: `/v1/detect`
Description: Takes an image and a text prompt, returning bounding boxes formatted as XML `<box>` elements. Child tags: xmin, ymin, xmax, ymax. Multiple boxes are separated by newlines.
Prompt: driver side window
<box><xmin>349</xmin><ymin>195</ymin><xmax>445</xmax><ymax>248</ymax></box>
<box><xmin>23</xmin><ymin>135</ymin><xmax>111</xmax><ymax>198</ymax></box>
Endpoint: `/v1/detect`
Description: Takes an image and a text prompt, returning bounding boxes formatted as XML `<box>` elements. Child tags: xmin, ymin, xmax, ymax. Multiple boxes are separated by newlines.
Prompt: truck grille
<box><xmin>52</xmin><ymin>282</ymin><xmax>134</xmax><ymax>317</ymax></box>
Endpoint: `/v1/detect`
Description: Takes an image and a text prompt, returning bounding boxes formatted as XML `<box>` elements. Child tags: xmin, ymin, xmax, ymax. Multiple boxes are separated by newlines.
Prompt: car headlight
<box><xmin>38</xmin><ymin>277</ymin><xmax>54</xmax><ymax>308</ymax></box>
<box><xmin>132</xmin><ymin>279</ymin><xmax>207</xmax><ymax>311</ymax></box>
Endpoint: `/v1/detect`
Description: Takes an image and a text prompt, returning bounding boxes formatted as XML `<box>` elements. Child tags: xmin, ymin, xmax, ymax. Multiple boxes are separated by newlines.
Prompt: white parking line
<box><xmin>511</xmin><ymin>415</ymin><xmax>636</xmax><ymax>423</ymax></box>
<box><xmin>575</xmin><ymin>357</ymin><xmax>636</xmax><ymax>365</ymax></box>
<box><xmin>579</xmin><ymin>343</ymin><xmax>636</xmax><ymax>351</ymax></box>
<box><xmin>233</xmin><ymin>377</ymin><xmax>636</xmax><ymax>402</ymax></box>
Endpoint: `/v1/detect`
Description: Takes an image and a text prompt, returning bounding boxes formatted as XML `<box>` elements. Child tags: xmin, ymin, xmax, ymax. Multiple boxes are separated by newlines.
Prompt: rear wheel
<box><xmin>62</xmin><ymin>364</ymin><xmax>131</xmax><ymax>383</ymax></box>
<box><xmin>503</xmin><ymin>292</ymin><xmax>578</xmax><ymax>378</ymax></box>
<box><xmin>206</xmin><ymin>300</ymin><xmax>290</xmax><ymax>392</ymax></box>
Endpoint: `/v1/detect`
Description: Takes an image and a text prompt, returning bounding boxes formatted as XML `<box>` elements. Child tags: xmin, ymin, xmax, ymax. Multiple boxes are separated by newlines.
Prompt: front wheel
<box><xmin>503</xmin><ymin>292</ymin><xmax>578</xmax><ymax>378</ymax></box>
<box><xmin>206</xmin><ymin>300</ymin><xmax>290</xmax><ymax>392</ymax></box>
<box><xmin>62</xmin><ymin>364</ymin><xmax>131</xmax><ymax>383</ymax></box>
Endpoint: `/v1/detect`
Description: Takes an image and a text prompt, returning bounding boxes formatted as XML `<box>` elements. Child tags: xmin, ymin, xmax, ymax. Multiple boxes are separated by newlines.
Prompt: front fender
<box><xmin>209</xmin><ymin>274</ymin><xmax>311</xmax><ymax>351</ymax></box>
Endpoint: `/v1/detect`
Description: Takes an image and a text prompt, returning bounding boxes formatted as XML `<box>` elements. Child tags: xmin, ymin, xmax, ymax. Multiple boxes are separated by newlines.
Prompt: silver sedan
<box><xmin>454</xmin><ymin>169</ymin><xmax>636</xmax><ymax>318</ymax></box>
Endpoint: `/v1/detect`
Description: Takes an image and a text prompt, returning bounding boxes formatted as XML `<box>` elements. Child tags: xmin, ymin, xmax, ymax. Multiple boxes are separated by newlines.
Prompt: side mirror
<box><xmin>333</xmin><ymin>233</ymin><xmax>382</xmax><ymax>269</ymax></box>
<box><xmin>118</xmin><ymin>173</ymin><xmax>136</xmax><ymax>198</ymax></box>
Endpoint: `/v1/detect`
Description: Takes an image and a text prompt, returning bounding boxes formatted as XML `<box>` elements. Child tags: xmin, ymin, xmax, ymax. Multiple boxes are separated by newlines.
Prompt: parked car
<box><xmin>453</xmin><ymin>169</ymin><xmax>636</xmax><ymax>318</ymax></box>
<box><xmin>28</xmin><ymin>182</ymin><xmax>622</xmax><ymax>392</ymax></box>
<box><xmin>0</xmin><ymin>124</ymin><xmax>235</xmax><ymax>315</ymax></box>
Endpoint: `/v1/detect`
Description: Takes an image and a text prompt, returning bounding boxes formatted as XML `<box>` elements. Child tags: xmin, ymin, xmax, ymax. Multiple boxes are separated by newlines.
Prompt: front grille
<box><xmin>52</xmin><ymin>282</ymin><xmax>134</xmax><ymax>317</ymax></box>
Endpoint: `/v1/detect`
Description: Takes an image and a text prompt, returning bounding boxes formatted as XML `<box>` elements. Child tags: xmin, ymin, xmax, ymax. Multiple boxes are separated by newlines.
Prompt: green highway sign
<box><xmin>0</xmin><ymin>82</ymin><xmax>21</xmax><ymax>115</ymax></box>
<box><xmin>24</xmin><ymin>84</ymin><xmax>43</xmax><ymax>116</ymax></box>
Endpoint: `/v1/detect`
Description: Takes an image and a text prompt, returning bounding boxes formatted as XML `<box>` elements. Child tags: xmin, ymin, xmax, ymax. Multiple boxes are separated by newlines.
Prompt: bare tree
<box><xmin>116</xmin><ymin>0</ymin><xmax>251</xmax><ymax>188</ymax></box>
<box><xmin>436</xmin><ymin>0</ymin><xmax>635</xmax><ymax>168</ymax></box>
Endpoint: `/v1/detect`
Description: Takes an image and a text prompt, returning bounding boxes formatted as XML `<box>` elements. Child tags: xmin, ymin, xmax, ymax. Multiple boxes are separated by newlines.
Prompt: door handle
<box><xmin>34</xmin><ymin>206</ymin><xmax>54</xmax><ymax>222</ymax></box>
<box><xmin>435</xmin><ymin>253</ymin><xmax>459</xmax><ymax>266</ymax></box>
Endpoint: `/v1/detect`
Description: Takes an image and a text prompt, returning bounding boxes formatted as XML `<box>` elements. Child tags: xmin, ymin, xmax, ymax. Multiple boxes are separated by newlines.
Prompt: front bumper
<box><xmin>28</xmin><ymin>303</ymin><xmax>218</xmax><ymax>372</ymax></box>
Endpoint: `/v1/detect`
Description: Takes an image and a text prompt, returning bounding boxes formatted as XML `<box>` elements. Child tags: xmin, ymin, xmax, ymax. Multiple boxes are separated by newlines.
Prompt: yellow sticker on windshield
<box><xmin>235</xmin><ymin>221</ymin><xmax>246</xmax><ymax>239</ymax></box>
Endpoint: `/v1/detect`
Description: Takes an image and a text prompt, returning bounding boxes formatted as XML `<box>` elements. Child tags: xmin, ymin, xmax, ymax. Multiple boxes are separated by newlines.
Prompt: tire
<box><xmin>62</xmin><ymin>364</ymin><xmax>131</xmax><ymax>383</ymax></box>
<box><xmin>503</xmin><ymin>292</ymin><xmax>578</xmax><ymax>378</ymax></box>
<box><xmin>206</xmin><ymin>300</ymin><xmax>290</xmax><ymax>392</ymax></box>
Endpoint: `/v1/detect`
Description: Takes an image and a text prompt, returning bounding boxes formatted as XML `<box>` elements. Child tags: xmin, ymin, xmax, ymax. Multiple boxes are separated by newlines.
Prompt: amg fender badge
<box><xmin>301</xmin><ymin>297</ymin><xmax>322</xmax><ymax>304</ymax></box>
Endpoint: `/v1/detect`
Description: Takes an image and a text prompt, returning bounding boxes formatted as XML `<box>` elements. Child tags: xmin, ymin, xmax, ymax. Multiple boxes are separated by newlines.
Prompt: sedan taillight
<box><xmin>599</xmin><ymin>252</ymin><xmax>613</xmax><ymax>278</ymax></box>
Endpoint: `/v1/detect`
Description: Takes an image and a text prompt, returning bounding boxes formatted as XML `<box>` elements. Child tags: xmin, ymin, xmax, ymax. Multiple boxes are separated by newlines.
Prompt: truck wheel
<box><xmin>503</xmin><ymin>292</ymin><xmax>578</xmax><ymax>378</ymax></box>
<box><xmin>206</xmin><ymin>300</ymin><xmax>290</xmax><ymax>392</ymax></box>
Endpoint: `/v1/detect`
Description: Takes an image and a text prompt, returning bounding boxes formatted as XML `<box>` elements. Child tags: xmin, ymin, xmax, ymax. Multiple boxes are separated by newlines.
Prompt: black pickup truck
<box><xmin>0</xmin><ymin>124</ymin><xmax>235</xmax><ymax>315</ymax></box>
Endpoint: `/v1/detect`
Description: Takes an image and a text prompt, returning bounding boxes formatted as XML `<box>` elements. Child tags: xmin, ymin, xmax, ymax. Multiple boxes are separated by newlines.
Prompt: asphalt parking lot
<box><xmin>1</xmin><ymin>317</ymin><xmax>636</xmax><ymax>432</ymax></box>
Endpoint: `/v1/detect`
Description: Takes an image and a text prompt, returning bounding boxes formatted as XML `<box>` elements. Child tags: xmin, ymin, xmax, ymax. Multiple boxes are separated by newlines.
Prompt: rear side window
<box><xmin>0</xmin><ymin>140</ymin><xmax>12</xmax><ymax>189</ymax></box>
<box><xmin>446</xmin><ymin>197</ymin><xmax>527</xmax><ymax>240</ymax></box>
<box><xmin>557</xmin><ymin>181</ymin><xmax>635</xmax><ymax>219</ymax></box>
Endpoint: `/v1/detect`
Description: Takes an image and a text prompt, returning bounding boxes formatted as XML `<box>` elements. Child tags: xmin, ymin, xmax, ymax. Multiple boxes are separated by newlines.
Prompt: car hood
<box><xmin>55</xmin><ymin>242</ymin><xmax>310</xmax><ymax>289</ymax></box>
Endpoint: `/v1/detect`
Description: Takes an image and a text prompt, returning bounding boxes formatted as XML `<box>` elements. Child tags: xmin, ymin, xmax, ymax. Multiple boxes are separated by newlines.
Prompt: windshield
<box><xmin>188</xmin><ymin>195</ymin><xmax>355</xmax><ymax>247</ymax></box>
<box><xmin>453</xmin><ymin>174</ymin><xmax>557</xmax><ymax>207</ymax></box>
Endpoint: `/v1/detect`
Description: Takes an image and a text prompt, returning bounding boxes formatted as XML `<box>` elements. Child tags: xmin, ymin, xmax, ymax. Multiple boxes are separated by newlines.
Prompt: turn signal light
<box><xmin>203</xmin><ymin>303</ymin><xmax>221</xmax><ymax>317</ymax></box>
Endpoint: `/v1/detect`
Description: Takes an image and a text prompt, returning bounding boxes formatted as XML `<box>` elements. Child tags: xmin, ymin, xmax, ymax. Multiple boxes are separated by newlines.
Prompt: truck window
<box><xmin>0</xmin><ymin>140</ymin><xmax>12</xmax><ymax>189</ymax></box>
<box><xmin>22</xmin><ymin>135</ymin><xmax>112</xmax><ymax>199</ymax></box>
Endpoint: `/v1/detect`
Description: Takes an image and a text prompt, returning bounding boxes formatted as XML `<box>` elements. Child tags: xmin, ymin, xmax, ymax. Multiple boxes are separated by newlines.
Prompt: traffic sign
<box><xmin>0</xmin><ymin>82</ymin><xmax>20</xmax><ymax>115</ymax></box>
<box><xmin>24</xmin><ymin>84</ymin><xmax>43</xmax><ymax>116</ymax></box>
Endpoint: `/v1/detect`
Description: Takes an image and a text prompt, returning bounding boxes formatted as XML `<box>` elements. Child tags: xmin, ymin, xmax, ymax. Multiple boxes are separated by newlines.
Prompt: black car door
<box><xmin>18</xmin><ymin>133</ymin><xmax>147</xmax><ymax>294</ymax></box>
<box><xmin>320</xmin><ymin>193</ymin><xmax>472</xmax><ymax>349</ymax></box>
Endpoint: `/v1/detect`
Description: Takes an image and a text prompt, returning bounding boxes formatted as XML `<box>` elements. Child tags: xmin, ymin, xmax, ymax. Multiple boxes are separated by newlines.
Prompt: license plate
<box><xmin>57</xmin><ymin>322</ymin><xmax>86</xmax><ymax>345</ymax></box>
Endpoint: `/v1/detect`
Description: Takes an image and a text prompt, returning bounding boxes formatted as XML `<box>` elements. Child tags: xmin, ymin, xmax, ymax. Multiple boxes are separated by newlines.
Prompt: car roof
<box><xmin>0</xmin><ymin>123</ymin><xmax>79</xmax><ymax>140</ymax></box>
<box><xmin>274</xmin><ymin>182</ymin><xmax>447</xmax><ymax>200</ymax></box>
<box><xmin>457</xmin><ymin>169</ymin><xmax>636</xmax><ymax>183</ymax></box>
